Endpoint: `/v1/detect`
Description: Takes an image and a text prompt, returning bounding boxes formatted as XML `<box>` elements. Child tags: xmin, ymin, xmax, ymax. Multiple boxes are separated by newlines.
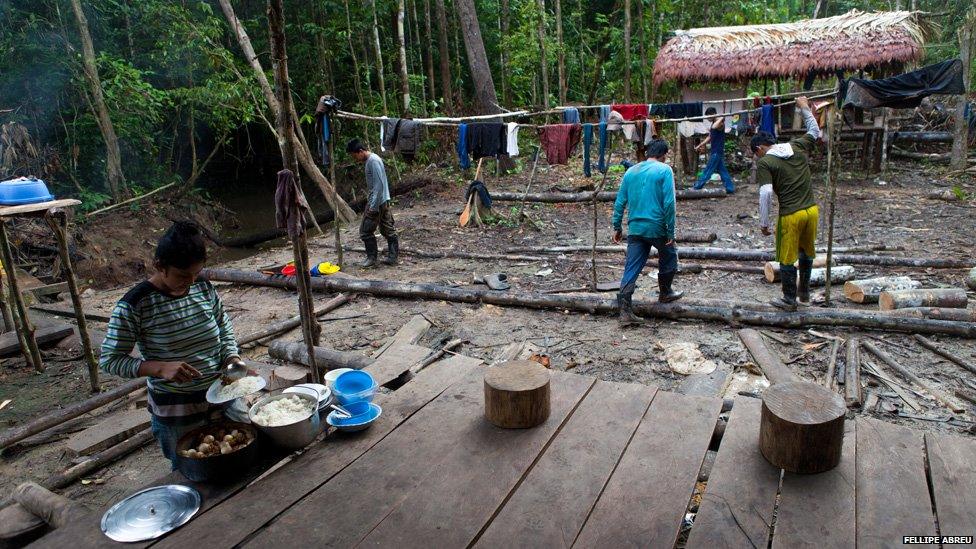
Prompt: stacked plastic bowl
<box><xmin>327</xmin><ymin>370</ymin><xmax>382</xmax><ymax>432</ymax></box>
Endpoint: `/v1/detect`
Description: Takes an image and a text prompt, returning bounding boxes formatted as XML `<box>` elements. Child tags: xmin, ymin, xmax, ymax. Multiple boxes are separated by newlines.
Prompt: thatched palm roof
<box><xmin>653</xmin><ymin>10</ymin><xmax>936</xmax><ymax>85</ymax></box>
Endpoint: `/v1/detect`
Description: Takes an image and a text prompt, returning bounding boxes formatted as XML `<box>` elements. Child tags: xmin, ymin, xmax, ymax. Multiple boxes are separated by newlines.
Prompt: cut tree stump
<box><xmin>269</xmin><ymin>365</ymin><xmax>309</xmax><ymax>390</ymax></box>
<box><xmin>762</xmin><ymin>257</ymin><xmax>830</xmax><ymax>282</ymax></box>
<box><xmin>760</xmin><ymin>380</ymin><xmax>846</xmax><ymax>473</ymax></box>
<box><xmin>484</xmin><ymin>360</ymin><xmax>551</xmax><ymax>429</ymax></box>
<box><xmin>879</xmin><ymin>288</ymin><xmax>968</xmax><ymax>311</ymax></box>
<box><xmin>843</xmin><ymin>276</ymin><xmax>921</xmax><ymax>304</ymax></box>
<box><xmin>66</xmin><ymin>409</ymin><xmax>150</xmax><ymax>456</ymax></box>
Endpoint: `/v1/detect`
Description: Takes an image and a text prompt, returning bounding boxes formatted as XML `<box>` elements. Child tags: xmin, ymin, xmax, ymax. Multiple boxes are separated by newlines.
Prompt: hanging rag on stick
<box><xmin>843</xmin><ymin>59</ymin><xmax>965</xmax><ymax>109</ymax></box>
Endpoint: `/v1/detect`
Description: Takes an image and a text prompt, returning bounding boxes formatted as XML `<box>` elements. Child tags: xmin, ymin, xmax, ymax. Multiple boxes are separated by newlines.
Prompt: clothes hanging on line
<box><xmin>649</xmin><ymin>102</ymin><xmax>702</xmax><ymax>119</ymax></box>
<box><xmin>759</xmin><ymin>103</ymin><xmax>776</xmax><ymax>137</ymax></box>
<box><xmin>457</xmin><ymin>123</ymin><xmax>470</xmax><ymax>170</ymax></box>
<box><xmin>467</xmin><ymin>123</ymin><xmax>507</xmax><ymax>160</ymax></box>
<box><xmin>611</xmin><ymin>103</ymin><xmax>649</xmax><ymax>121</ymax></box>
<box><xmin>394</xmin><ymin>120</ymin><xmax>421</xmax><ymax>160</ymax></box>
<box><xmin>381</xmin><ymin>118</ymin><xmax>399</xmax><ymax>152</ymax></box>
<box><xmin>539</xmin><ymin>124</ymin><xmax>582</xmax><ymax>165</ymax></box>
<box><xmin>562</xmin><ymin>108</ymin><xmax>581</xmax><ymax>125</ymax></box>
<box><xmin>599</xmin><ymin>105</ymin><xmax>611</xmax><ymax>124</ymax></box>
<box><xmin>582</xmin><ymin>123</ymin><xmax>593</xmax><ymax>177</ymax></box>
<box><xmin>317</xmin><ymin>115</ymin><xmax>331</xmax><ymax>168</ymax></box>
<box><xmin>677</xmin><ymin>89</ymin><xmax>745</xmax><ymax>137</ymax></box>
<box><xmin>843</xmin><ymin>59</ymin><xmax>965</xmax><ymax>109</ymax></box>
<box><xmin>506</xmin><ymin>122</ymin><xmax>520</xmax><ymax>157</ymax></box>
<box><xmin>598</xmin><ymin>120</ymin><xmax>608</xmax><ymax>174</ymax></box>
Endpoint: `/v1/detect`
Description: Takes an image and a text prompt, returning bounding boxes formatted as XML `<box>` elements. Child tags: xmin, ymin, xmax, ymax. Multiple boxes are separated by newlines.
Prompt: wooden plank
<box><xmin>924</xmin><ymin>432</ymin><xmax>976</xmax><ymax>539</ymax></box>
<box><xmin>363</xmin><ymin>341</ymin><xmax>431</xmax><ymax>387</ymax></box>
<box><xmin>249</xmin><ymin>370</ymin><xmax>593</xmax><ymax>546</ymax></box>
<box><xmin>773</xmin><ymin>421</ymin><xmax>856</xmax><ymax>548</ymax></box>
<box><xmin>357</xmin><ymin>370</ymin><xmax>595</xmax><ymax>548</ymax></box>
<box><xmin>0</xmin><ymin>324</ymin><xmax>72</xmax><ymax>357</ymax></box>
<box><xmin>66</xmin><ymin>409</ymin><xmax>150</xmax><ymax>457</ymax></box>
<box><xmin>26</xmin><ymin>282</ymin><xmax>68</xmax><ymax>297</ymax></box>
<box><xmin>371</xmin><ymin>313</ymin><xmax>432</xmax><ymax>358</ymax></box>
<box><xmin>575</xmin><ymin>391</ymin><xmax>723</xmax><ymax>548</ymax></box>
<box><xmin>475</xmin><ymin>381</ymin><xmax>657</xmax><ymax>548</ymax></box>
<box><xmin>0</xmin><ymin>199</ymin><xmax>80</xmax><ymax>218</ymax></box>
<box><xmin>677</xmin><ymin>364</ymin><xmax>732</xmax><ymax>397</ymax></box>
<box><xmin>856</xmin><ymin>417</ymin><xmax>936</xmax><ymax>547</ymax></box>
<box><xmin>151</xmin><ymin>356</ymin><xmax>480</xmax><ymax>549</ymax></box>
<box><xmin>686</xmin><ymin>397</ymin><xmax>781</xmax><ymax>549</ymax></box>
<box><xmin>29</xmin><ymin>303</ymin><xmax>112</xmax><ymax>323</ymax></box>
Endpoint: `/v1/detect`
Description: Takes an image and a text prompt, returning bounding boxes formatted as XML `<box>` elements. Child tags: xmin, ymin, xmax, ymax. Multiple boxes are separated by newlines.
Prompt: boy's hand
<box><xmin>796</xmin><ymin>96</ymin><xmax>810</xmax><ymax>111</ymax></box>
<box><xmin>142</xmin><ymin>361</ymin><xmax>201</xmax><ymax>383</ymax></box>
<box><xmin>612</xmin><ymin>230</ymin><xmax>623</xmax><ymax>244</ymax></box>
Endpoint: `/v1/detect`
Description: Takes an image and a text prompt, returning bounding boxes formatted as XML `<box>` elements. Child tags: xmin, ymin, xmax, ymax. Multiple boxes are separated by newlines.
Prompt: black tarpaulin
<box><xmin>843</xmin><ymin>59</ymin><xmax>965</xmax><ymax>109</ymax></box>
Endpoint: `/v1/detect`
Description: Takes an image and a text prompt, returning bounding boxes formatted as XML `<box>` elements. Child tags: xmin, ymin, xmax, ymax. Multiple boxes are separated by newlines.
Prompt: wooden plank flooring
<box><xmin>924</xmin><ymin>432</ymin><xmax>976</xmax><ymax>539</ymax></box>
<box><xmin>363</xmin><ymin>342</ymin><xmax>431</xmax><ymax>387</ymax></box>
<box><xmin>574</xmin><ymin>391</ymin><xmax>722</xmax><ymax>548</ymax></box>
<box><xmin>473</xmin><ymin>381</ymin><xmax>656</xmax><ymax>548</ymax></box>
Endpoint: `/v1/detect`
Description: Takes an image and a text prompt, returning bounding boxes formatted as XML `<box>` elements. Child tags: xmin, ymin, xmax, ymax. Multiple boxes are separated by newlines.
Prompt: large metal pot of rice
<box><xmin>248</xmin><ymin>391</ymin><xmax>321</xmax><ymax>449</ymax></box>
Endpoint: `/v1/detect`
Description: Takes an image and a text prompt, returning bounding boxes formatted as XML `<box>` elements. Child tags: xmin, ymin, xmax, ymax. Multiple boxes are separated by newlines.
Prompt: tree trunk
<box><xmin>843</xmin><ymin>276</ymin><xmax>921</xmax><ymax>304</ymax></box>
<box><xmin>268</xmin><ymin>340</ymin><xmax>374</xmax><ymax>371</ymax></box>
<box><xmin>396</xmin><ymin>0</ymin><xmax>411</xmax><ymax>114</ymax></box>
<box><xmin>554</xmin><ymin>0</ymin><xmax>566</xmax><ymax>104</ymax></box>
<box><xmin>217</xmin><ymin>0</ymin><xmax>355</xmax><ymax>223</ymax></box>
<box><xmin>500</xmin><ymin>0</ymin><xmax>510</xmax><ymax>105</ymax></box>
<box><xmin>489</xmin><ymin>188</ymin><xmax>725</xmax><ymax>202</ymax></box>
<box><xmin>878</xmin><ymin>288</ymin><xmax>969</xmax><ymax>311</ymax></box>
<box><xmin>343</xmin><ymin>0</ymin><xmax>367</xmax><ymax>109</ymax></box>
<box><xmin>69</xmin><ymin>0</ymin><xmax>126</xmax><ymax>201</ymax></box>
<box><xmin>434</xmin><ymin>0</ymin><xmax>454</xmax><ymax>113</ymax></box>
<box><xmin>422</xmin><ymin>0</ymin><xmax>437</xmax><ymax>106</ymax></box>
<box><xmin>368</xmin><ymin>0</ymin><xmax>389</xmax><ymax>114</ymax></box>
<box><xmin>764</xmin><ymin>265</ymin><xmax>855</xmax><ymax>286</ymax></box>
<box><xmin>455</xmin><ymin>0</ymin><xmax>501</xmax><ymax>114</ymax></box>
<box><xmin>812</xmin><ymin>0</ymin><xmax>827</xmax><ymax>18</ymax></box>
<box><xmin>637</xmin><ymin>0</ymin><xmax>648</xmax><ymax>100</ymax></box>
<box><xmin>886</xmin><ymin>307</ymin><xmax>976</xmax><ymax>322</ymax></box>
<box><xmin>202</xmin><ymin>268</ymin><xmax>976</xmax><ymax>338</ymax></box>
<box><xmin>623</xmin><ymin>0</ymin><xmax>631</xmax><ymax>101</ymax></box>
<box><xmin>535</xmin><ymin>0</ymin><xmax>550</xmax><ymax>108</ymax></box>
<box><xmin>950</xmin><ymin>10</ymin><xmax>974</xmax><ymax>170</ymax></box>
<box><xmin>763</xmin><ymin>258</ymin><xmax>831</xmax><ymax>282</ymax></box>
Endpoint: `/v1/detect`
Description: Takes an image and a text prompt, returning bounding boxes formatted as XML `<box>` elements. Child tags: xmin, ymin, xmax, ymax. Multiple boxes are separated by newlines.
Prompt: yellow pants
<box><xmin>775</xmin><ymin>205</ymin><xmax>818</xmax><ymax>265</ymax></box>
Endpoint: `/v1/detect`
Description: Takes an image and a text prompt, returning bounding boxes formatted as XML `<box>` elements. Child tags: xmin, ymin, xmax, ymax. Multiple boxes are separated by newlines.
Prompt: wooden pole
<box><xmin>912</xmin><ymin>334</ymin><xmax>976</xmax><ymax>376</ymax></box>
<box><xmin>591</xmin><ymin>140</ymin><xmax>614</xmax><ymax>289</ymax></box>
<box><xmin>41</xmin><ymin>429</ymin><xmax>154</xmax><ymax>490</ymax></box>
<box><xmin>45</xmin><ymin>211</ymin><xmax>99</xmax><ymax>392</ymax></box>
<box><xmin>844</xmin><ymin>337</ymin><xmax>862</xmax><ymax>407</ymax></box>
<box><xmin>738</xmin><ymin>328</ymin><xmax>797</xmax><ymax>385</ymax></box>
<box><xmin>514</xmin><ymin>146</ymin><xmax>542</xmax><ymax>225</ymax></box>
<box><xmin>327</xmin><ymin>113</ymin><xmax>343</xmax><ymax>268</ymax></box>
<box><xmin>0</xmin><ymin>267</ymin><xmax>13</xmax><ymax>333</ymax></box>
<box><xmin>862</xmin><ymin>340</ymin><xmax>966</xmax><ymax>413</ymax></box>
<box><xmin>823</xmin><ymin>96</ymin><xmax>840</xmax><ymax>306</ymax></box>
<box><xmin>0</xmin><ymin>221</ymin><xmax>42</xmax><ymax>371</ymax></box>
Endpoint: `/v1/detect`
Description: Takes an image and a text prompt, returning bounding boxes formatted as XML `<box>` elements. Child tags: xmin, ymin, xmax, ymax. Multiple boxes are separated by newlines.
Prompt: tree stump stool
<box><xmin>484</xmin><ymin>360</ymin><xmax>550</xmax><ymax>429</ymax></box>
<box><xmin>759</xmin><ymin>380</ymin><xmax>846</xmax><ymax>473</ymax></box>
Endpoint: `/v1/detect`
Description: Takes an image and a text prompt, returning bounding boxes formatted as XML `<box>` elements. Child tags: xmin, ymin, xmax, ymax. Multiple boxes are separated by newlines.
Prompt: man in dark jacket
<box><xmin>347</xmin><ymin>139</ymin><xmax>398</xmax><ymax>268</ymax></box>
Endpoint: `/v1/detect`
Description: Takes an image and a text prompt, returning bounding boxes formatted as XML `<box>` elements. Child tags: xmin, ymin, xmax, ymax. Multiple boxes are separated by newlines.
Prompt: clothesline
<box><xmin>551</xmin><ymin>87</ymin><xmax>836</xmax><ymax>111</ymax></box>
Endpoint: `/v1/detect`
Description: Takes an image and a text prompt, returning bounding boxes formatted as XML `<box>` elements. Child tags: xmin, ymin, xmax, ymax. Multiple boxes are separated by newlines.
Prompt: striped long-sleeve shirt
<box><xmin>100</xmin><ymin>279</ymin><xmax>238</xmax><ymax>420</ymax></box>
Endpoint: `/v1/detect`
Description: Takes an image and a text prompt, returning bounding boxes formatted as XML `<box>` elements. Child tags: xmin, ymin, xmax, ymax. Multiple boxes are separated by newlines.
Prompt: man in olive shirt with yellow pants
<box><xmin>752</xmin><ymin>96</ymin><xmax>821</xmax><ymax>311</ymax></box>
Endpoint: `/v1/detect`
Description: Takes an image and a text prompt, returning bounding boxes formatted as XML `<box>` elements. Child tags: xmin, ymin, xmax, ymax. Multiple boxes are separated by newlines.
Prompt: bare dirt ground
<box><xmin>2</xmin><ymin>151</ymin><xmax>974</xmax><ymax>510</ymax></box>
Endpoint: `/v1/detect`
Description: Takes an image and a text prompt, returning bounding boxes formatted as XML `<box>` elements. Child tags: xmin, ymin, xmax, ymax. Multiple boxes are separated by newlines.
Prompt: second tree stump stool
<box><xmin>484</xmin><ymin>360</ymin><xmax>551</xmax><ymax>429</ymax></box>
<box><xmin>759</xmin><ymin>380</ymin><xmax>846</xmax><ymax>473</ymax></box>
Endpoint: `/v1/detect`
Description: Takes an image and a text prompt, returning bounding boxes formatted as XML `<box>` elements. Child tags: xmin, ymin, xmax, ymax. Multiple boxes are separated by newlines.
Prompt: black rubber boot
<box><xmin>771</xmin><ymin>265</ymin><xmax>798</xmax><ymax>311</ymax></box>
<box><xmin>617</xmin><ymin>283</ymin><xmax>644</xmax><ymax>327</ymax></box>
<box><xmin>360</xmin><ymin>238</ymin><xmax>378</xmax><ymax>268</ymax></box>
<box><xmin>382</xmin><ymin>236</ymin><xmax>399</xmax><ymax>266</ymax></box>
<box><xmin>797</xmin><ymin>256</ymin><xmax>814</xmax><ymax>304</ymax></box>
<box><xmin>658</xmin><ymin>271</ymin><xmax>684</xmax><ymax>303</ymax></box>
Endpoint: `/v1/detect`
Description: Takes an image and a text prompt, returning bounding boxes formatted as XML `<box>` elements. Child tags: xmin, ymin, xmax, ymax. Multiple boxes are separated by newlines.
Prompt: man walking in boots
<box><xmin>752</xmin><ymin>96</ymin><xmax>821</xmax><ymax>311</ymax></box>
<box><xmin>612</xmin><ymin>139</ymin><xmax>683</xmax><ymax>327</ymax></box>
<box><xmin>347</xmin><ymin>139</ymin><xmax>398</xmax><ymax>268</ymax></box>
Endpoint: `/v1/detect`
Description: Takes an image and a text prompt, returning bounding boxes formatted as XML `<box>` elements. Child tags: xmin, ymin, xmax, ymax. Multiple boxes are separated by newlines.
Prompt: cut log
<box><xmin>65</xmin><ymin>409</ymin><xmax>150</xmax><ymax>457</ymax></box>
<box><xmin>861</xmin><ymin>340</ymin><xmax>966</xmax><ymax>413</ymax></box>
<box><xmin>878</xmin><ymin>288</ymin><xmax>969</xmax><ymax>311</ymax></box>
<box><xmin>42</xmin><ymin>429</ymin><xmax>154</xmax><ymax>490</ymax></box>
<box><xmin>267</xmin><ymin>340</ymin><xmax>373</xmax><ymax>371</ymax></box>
<box><xmin>825</xmin><ymin>339</ymin><xmax>841</xmax><ymax>390</ymax></box>
<box><xmin>0</xmin><ymin>324</ymin><xmax>73</xmax><ymax>358</ymax></box>
<box><xmin>843</xmin><ymin>276</ymin><xmax>921</xmax><ymax>304</ymax></box>
<box><xmin>200</xmin><ymin>268</ymin><xmax>976</xmax><ymax>337</ymax></box>
<box><xmin>844</xmin><ymin>338</ymin><xmax>862</xmax><ymax>408</ymax></box>
<box><xmin>738</xmin><ymin>329</ymin><xmax>797</xmax><ymax>385</ymax></box>
<box><xmin>13</xmin><ymin>483</ymin><xmax>86</xmax><ymax>529</ymax></box>
<box><xmin>269</xmin><ymin>365</ymin><xmax>309</xmax><ymax>390</ymax></box>
<box><xmin>912</xmin><ymin>335</ymin><xmax>976</xmax><ymax>376</ymax></box>
<box><xmin>238</xmin><ymin>293</ymin><xmax>352</xmax><ymax>346</ymax></box>
<box><xmin>968</xmin><ymin>267</ymin><xmax>976</xmax><ymax>291</ymax></box>
<box><xmin>483</xmin><ymin>360</ymin><xmax>551</xmax><ymax>429</ymax></box>
<box><xmin>886</xmin><ymin>307</ymin><xmax>976</xmax><ymax>322</ymax></box>
<box><xmin>762</xmin><ymin>257</ymin><xmax>830</xmax><ymax>282</ymax></box>
<box><xmin>764</xmin><ymin>265</ymin><xmax>855</xmax><ymax>285</ymax></box>
<box><xmin>489</xmin><ymin>188</ymin><xmax>725</xmax><ymax>203</ymax></box>
<box><xmin>0</xmin><ymin>378</ymin><xmax>145</xmax><ymax>450</ymax></box>
<box><xmin>759</xmin><ymin>381</ymin><xmax>846</xmax><ymax>474</ymax></box>
<box><xmin>0</xmin><ymin>503</ymin><xmax>46</xmax><ymax>546</ymax></box>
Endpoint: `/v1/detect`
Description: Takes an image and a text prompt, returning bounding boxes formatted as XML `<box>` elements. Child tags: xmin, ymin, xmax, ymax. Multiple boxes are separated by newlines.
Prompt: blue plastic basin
<box><xmin>333</xmin><ymin>370</ymin><xmax>377</xmax><ymax>404</ymax></box>
<box><xmin>0</xmin><ymin>177</ymin><xmax>54</xmax><ymax>205</ymax></box>
<box><xmin>327</xmin><ymin>403</ymin><xmax>382</xmax><ymax>432</ymax></box>
<box><xmin>337</xmin><ymin>400</ymin><xmax>373</xmax><ymax>420</ymax></box>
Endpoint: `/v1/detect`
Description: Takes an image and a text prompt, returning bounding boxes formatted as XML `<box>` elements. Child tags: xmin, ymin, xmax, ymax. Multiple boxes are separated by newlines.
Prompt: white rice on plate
<box><xmin>252</xmin><ymin>395</ymin><xmax>314</xmax><ymax>426</ymax></box>
<box><xmin>216</xmin><ymin>375</ymin><xmax>264</xmax><ymax>401</ymax></box>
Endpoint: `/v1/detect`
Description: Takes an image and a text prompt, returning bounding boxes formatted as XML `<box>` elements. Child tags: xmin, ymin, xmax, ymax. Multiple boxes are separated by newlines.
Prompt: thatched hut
<box><xmin>653</xmin><ymin>10</ymin><xmax>936</xmax><ymax>86</ymax></box>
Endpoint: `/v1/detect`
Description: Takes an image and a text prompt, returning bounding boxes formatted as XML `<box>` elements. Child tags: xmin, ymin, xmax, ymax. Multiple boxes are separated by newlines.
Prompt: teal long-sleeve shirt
<box><xmin>612</xmin><ymin>159</ymin><xmax>676</xmax><ymax>240</ymax></box>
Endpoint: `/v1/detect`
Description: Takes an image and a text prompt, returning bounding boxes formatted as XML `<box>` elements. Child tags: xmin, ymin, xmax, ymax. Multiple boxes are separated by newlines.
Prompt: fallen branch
<box><xmin>912</xmin><ymin>335</ymin><xmax>976</xmax><ymax>376</ymax></box>
<box><xmin>861</xmin><ymin>340</ymin><xmax>965</xmax><ymax>413</ymax></box>
<box><xmin>202</xmin><ymin>268</ymin><xmax>976</xmax><ymax>337</ymax></box>
<box><xmin>42</xmin><ymin>429</ymin><xmax>154</xmax><ymax>490</ymax></box>
<box><xmin>238</xmin><ymin>293</ymin><xmax>353</xmax><ymax>346</ymax></box>
<box><xmin>85</xmin><ymin>181</ymin><xmax>178</xmax><ymax>217</ymax></box>
<box><xmin>738</xmin><ymin>328</ymin><xmax>797</xmax><ymax>385</ymax></box>
<box><xmin>490</xmin><ymin>188</ymin><xmax>725</xmax><ymax>203</ymax></box>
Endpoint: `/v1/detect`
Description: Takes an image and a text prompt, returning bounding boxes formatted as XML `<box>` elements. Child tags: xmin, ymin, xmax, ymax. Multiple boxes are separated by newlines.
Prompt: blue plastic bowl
<box><xmin>333</xmin><ymin>370</ymin><xmax>377</xmax><ymax>404</ymax></box>
<box><xmin>0</xmin><ymin>177</ymin><xmax>54</xmax><ymax>205</ymax></box>
<box><xmin>327</xmin><ymin>403</ymin><xmax>382</xmax><ymax>432</ymax></box>
<box><xmin>337</xmin><ymin>400</ymin><xmax>373</xmax><ymax>421</ymax></box>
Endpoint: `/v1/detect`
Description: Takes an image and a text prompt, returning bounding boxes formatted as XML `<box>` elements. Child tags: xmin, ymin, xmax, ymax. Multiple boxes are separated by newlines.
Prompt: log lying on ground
<box><xmin>845</xmin><ymin>337</ymin><xmax>862</xmax><ymax>408</ymax></box>
<box><xmin>738</xmin><ymin>329</ymin><xmax>797</xmax><ymax>384</ymax></box>
<box><xmin>238</xmin><ymin>293</ymin><xmax>352</xmax><ymax>346</ymax></box>
<box><xmin>969</xmin><ymin>267</ymin><xmax>976</xmax><ymax>291</ymax></box>
<box><xmin>502</xmin><ymin>245</ymin><xmax>973</xmax><ymax>269</ymax></box>
<box><xmin>0</xmin><ymin>378</ymin><xmax>146</xmax><ymax>450</ymax></box>
<box><xmin>862</xmin><ymin>340</ymin><xmax>966</xmax><ymax>413</ymax></box>
<box><xmin>13</xmin><ymin>483</ymin><xmax>87</xmax><ymax>529</ymax></box>
<box><xmin>489</xmin><ymin>188</ymin><xmax>726</xmax><ymax>203</ymax></box>
<box><xmin>267</xmin><ymin>339</ymin><xmax>373</xmax><ymax>371</ymax></box>
<box><xmin>764</xmin><ymin>265</ymin><xmax>855</xmax><ymax>286</ymax></box>
<box><xmin>41</xmin><ymin>429</ymin><xmax>155</xmax><ymax>491</ymax></box>
<box><xmin>912</xmin><ymin>335</ymin><xmax>976</xmax><ymax>376</ymax></box>
<box><xmin>843</xmin><ymin>276</ymin><xmax>921</xmax><ymax>304</ymax></box>
<box><xmin>886</xmin><ymin>307</ymin><xmax>976</xmax><ymax>322</ymax></box>
<box><xmin>201</xmin><ymin>268</ymin><xmax>976</xmax><ymax>337</ymax></box>
<box><xmin>879</xmin><ymin>288</ymin><xmax>969</xmax><ymax>311</ymax></box>
<box><xmin>763</xmin><ymin>258</ymin><xmax>830</xmax><ymax>282</ymax></box>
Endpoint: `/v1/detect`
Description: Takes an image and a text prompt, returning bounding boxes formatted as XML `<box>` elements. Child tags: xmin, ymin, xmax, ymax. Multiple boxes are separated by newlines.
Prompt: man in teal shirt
<box><xmin>612</xmin><ymin>139</ymin><xmax>683</xmax><ymax>327</ymax></box>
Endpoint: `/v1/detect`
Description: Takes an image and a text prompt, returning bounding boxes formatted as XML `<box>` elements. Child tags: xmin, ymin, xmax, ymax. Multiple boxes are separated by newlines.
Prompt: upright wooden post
<box><xmin>0</xmin><ymin>264</ymin><xmax>14</xmax><ymax>332</ymax></box>
<box><xmin>45</xmin><ymin>211</ymin><xmax>99</xmax><ymax>392</ymax></box>
<box><xmin>591</xmin><ymin>139</ymin><xmax>614</xmax><ymax>289</ymax></box>
<box><xmin>327</xmin><ymin>113</ymin><xmax>343</xmax><ymax>269</ymax></box>
<box><xmin>823</xmin><ymin>94</ymin><xmax>841</xmax><ymax>307</ymax></box>
<box><xmin>2</xmin><ymin>273</ymin><xmax>31</xmax><ymax>363</ymax></box>
<box><xmin>0</xmin><ymin>221</ymin><xmax>42</xmax><ymax>371</ymax></box>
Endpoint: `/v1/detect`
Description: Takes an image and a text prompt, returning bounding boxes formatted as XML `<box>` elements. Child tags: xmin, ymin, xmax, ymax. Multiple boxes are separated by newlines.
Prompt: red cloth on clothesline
<box><xmin>611</xmin><ymin>103</ymin><xmax>649</xmax><ymax>121</ymax></box>
<box><xmin>538</xmin><ymin>124</ymin><xmax>582</xmax><ymax>165</ymax></box>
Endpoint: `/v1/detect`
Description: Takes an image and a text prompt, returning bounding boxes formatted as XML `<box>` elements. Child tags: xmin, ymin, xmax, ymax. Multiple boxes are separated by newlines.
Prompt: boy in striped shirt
<box><xmin>100</xmin><ymin>221</ymin><xmax>247</xmax><ymax>466</ymax></box>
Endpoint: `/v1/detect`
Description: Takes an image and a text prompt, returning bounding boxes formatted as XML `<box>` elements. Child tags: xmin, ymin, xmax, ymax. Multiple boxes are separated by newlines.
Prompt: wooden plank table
<box><xmin>33</xmin><ymin>367</ymin><xmax>976</xmax><ymax>548</ymax></box>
